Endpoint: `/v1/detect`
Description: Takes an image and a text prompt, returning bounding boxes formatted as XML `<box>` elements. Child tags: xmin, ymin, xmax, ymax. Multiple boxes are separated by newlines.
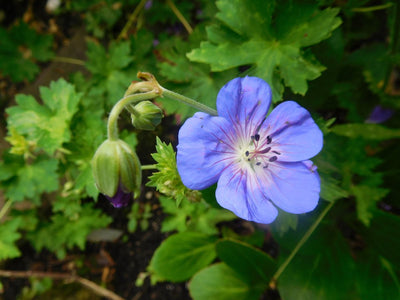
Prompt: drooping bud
<box><xmin>130</xmin><ymin>101</ymin><xmax>163</xmax><ymax>131</ymax></box>
<box><xmin>92</xmin><ymin>139</ymin><xmax>141</xmax><ymax>207</ymax></box>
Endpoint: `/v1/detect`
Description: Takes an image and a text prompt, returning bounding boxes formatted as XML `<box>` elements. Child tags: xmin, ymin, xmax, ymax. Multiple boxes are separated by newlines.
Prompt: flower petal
<box><xmin>215</xmin><ymin>164</ymin><xmax>278</xmax><ymax>224</ymax></box>
<box><xmin>260</xmin><ymin>160</ymin><xmax>320</xmax><ymax>214</ymax></box>
<box><xmin>263</xmin><ymin>101</ymin><xmax>323</xmax><ymax>162</ymax></box>
<box><xmin>217</xmin><ymin>76</ymin><xmax>272</xmax><ymax>129</ymax></box>
<box><xmin>177</xmin><ymin>112</ymin><xmax>232</xmax><ymax>190</ymax></box>
<box><xmin>106</xmin><ymin>184</ymin><xmax>131</xmax><ymax>208</ymax></box>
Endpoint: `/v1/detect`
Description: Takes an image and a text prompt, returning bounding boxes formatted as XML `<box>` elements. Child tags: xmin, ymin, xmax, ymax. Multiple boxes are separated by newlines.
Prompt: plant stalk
<box><xmin>270</xmin><ymin>201</ymin><xmax>335</xmax><ymax>285</ymax></box>
<box><xmin>118</xmin><ymin>0</ymin><xmax>147</xmax><ymax>40</ymax></box>
<box><xmin>166</xmin><ymin>0</ymin><xmax>193</xmax><ymax>34</ymax></box>
<box><xmin>161</xmin><ymin>87</ymin><xmax>218</xmax><ymax>116</ymax></box>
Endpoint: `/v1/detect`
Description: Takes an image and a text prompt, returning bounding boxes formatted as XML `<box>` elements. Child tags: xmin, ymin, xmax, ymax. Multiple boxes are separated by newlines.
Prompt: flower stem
<box><xmin>107</xmin><ymin>91</ymin><xmax>159</xmax><ymax>140</ymax></box>
<box><xmin>118</xmin><ymin>0</ymin><xmax>147</xmax><ymax>40</ymax></box>
<box><xmin>382</xmin><ymin>1</ymin><xmax>400</xmax><ymax>91</ymax></box>
<box><xmin>52</xmin><ymin>56</ymin><xmax>85</xmax><ymax>65</ymax></box>
<box><xmin>107</xmin><ymin>72</ymin><xmax>218</xmax><ymax>141</ymax></box>
<box><xmin>165</xmin><ymin>0</ymin><xmax>193</xmax><ymax>34</ymax></box>
<box><xmin>270</xmin><ymin>201</ymin><xmax>335</xmax><ymax>285</ymax></box>
<box><xmin>141</xmin><ymin>164</ymin><xmax>157</xmax><ymax>170</ymax></box>
<box><xmin>352</xmin><ymin>3</ymin><xmax>393</xmax><ymax>12</ymax></box>
<box><xmin>161</xmin><ymin>87</ymin><xmax>218</xmax><ymax>116</ymax></box>
<box><xmin>0</xmin><ymin>200</ymin><xmax>12</xmax><ymax>221</ymax></box>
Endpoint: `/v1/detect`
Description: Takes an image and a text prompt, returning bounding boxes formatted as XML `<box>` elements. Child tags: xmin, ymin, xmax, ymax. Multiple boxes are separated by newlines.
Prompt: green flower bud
<box><xmin>92</xmin><ymin>139</ymin><xmax>141</xmax><ymax>206</ymax></box>
<box><xmin>130</xmin><ymin>101</ymin><xmax>163</xmax><ymax>131</ymax></box>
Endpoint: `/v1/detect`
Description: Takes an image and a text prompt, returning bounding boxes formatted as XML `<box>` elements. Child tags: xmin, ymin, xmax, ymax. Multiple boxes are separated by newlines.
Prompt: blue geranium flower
<box><xmin>176</xmin><ymin>77</ymin><xmax>323</xmax><ymax>224</ymax></box>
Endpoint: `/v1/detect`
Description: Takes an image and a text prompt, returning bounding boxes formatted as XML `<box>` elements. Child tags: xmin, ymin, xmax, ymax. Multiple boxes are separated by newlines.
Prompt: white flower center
<box><xmin>236</xmin><ymin>133</ymin><xmax>280</xmax><ymax>171</ymax></box>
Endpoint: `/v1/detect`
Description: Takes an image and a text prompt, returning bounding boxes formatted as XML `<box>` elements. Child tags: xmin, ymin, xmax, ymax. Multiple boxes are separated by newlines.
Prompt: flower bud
<box><xmin>92</xmin><ymin>139</ymin><xmax>141</xmax><ymax>207</ymax></box>
<box><xmin>130</xmin><ymin>101</ymin><xmax>163</xmax><ymax>131</ymax></box>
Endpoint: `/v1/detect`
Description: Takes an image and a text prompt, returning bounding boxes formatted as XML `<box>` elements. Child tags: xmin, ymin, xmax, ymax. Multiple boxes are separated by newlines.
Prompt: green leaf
<box><xmin>354</xmin><ymin>256</ymin><xmax>400</xmax><ymax>299</ymax></box>
<box><xmin>270</xmin><ymin>210</ymin><xmax>299</xmax><ymax>236</ymax></box>
<box><xmin>319</xmin><ymin>174</ymin><xmax>349</xmax><ymax>202</ymax></box>
<box><xmin>160</xmin><ymin>196</ymin><xmax>236</xmax><ymax>234</ymax></box>
<box><xmin>149</xmin><ymin>232</ymin><xmax>218</xmax><ymax>282</ymax></box>
<box><xmin>363</xmin><ymin>209</ymin><xmax>400</xmax><ymax>268</ymax></box>
<box><xmin>29</xmin><ymin>203</ymin><xmax>111</xmax><ymax>259</ymax></box>
<box><xmin>0</xmin><ymin>154</ymin><xmax>59</xmax><ymax>203</ymax></box>
<box><xmin>352</xmin><ymin>185</ymin><xmax>389</xmax><ymax>226</ymax></box>
<box><xmin>147</xmin><ymin>138</ymin><xmax>202</xmax><ymax>205</ymax></box>
<box><xmin>67</xmin><ymin>108</ymin><xmax>106</xmax><ymax>199</ymax></box>
<box><xmin>278</xmin><ymin>223</ymin><xmax>355</xmax><ymax>300</ymax></box>
<box><xmin>0</xmin><ymin>218</ymin><xmax>21</xmax><ymax>261</ymax></box>
<box><xmin>85</xmin><ymin>40</ymin><xmax>137</xmax><ymax>107</ymax></box>
<box><xmin>216</xmin><ymin>239</ymin><xmax>276</xmax><ymax>284</ymax></box>
<box><xmin>0</xmin><ymin>22</ymin><xmax>53</xmax><ymax>82</ymax></box>
<box><xmin>187</xmin><ymin>0</ymin><xmax>341</xmax><ymax>100</ymax></box>
<box><xmin>331</xmin><ymin>123</ymin><xmax>400</xmax><ymax>140</ymax></box>
<box><xmin>157</xmin><ymin>29</ymin><xmax>235</xmax><ymax>118</ymax></box>
<box><xmin>189</xmin><ymin>263</ymin><xmax>264</xmax><ymax>300</ymax></box>
<box><xmin>348</xmin><ymin>43</ymin><xmax>390</xmax><ymax>97</ymax></box>
<box><xmin>7</xmin><ymin>79</ymin><xmax>82</xmax><ymax>155</ymax></box>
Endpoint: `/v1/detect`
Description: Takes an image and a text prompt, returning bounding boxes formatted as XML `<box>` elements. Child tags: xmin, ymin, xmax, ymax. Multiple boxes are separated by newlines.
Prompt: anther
<box><xmin>269</xmin><ymin>156</ymin><xmax>278</xmax><ymax>162</ymax></box>
<box><xmin>254</xmin><ymin>134</ymin><xmax>260</xmax><ymax>141</ymax></box>
<box><xmin>263</xmin><ymin>164</ymin><xmax>269</xmax><ymax>169</ymax></box>
<box><xmin>245</xmin><ymin>151</ymin><xmax>249</xmax><ymax>157</ymax></box>
<box><xmin>272</xmin><ymin>150</ymin><xmax>281</xmax><ymax>155</ymax></box>
<box><xmin>260</xmin><ymin>147</ymin><xmax>271</xmax><ymax>154</ymax></box>
<box><xmin>256</xmin><ymin>162</ymin><xmax>261</xmax><ymax>166</ymax></box>
<box><xmin>266</xmin><ymin>136</ymin><xmax>272</xmax><ymax>144</ymax></box>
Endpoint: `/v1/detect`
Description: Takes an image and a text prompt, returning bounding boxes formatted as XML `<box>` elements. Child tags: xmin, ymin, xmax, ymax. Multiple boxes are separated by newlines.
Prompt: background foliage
<box><xmin>0</xmin><ymin>0</ymin><xmax>399</xmax><ymax>299</ymax></box>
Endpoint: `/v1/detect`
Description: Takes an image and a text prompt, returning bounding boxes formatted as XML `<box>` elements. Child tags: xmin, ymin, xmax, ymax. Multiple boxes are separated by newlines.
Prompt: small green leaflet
<box><xmin>7</xmin><ymin>79</ymin><xmax>82</xmax><ymax>155</ymax></box>
<box><xmin>187</xmin><ymin>0</ymin><xmax>341</xmax><ymax>101</ymax></box>
<box><xmin>147</xmin><ymin>137</ymin><xmax>202</xmax><ymax>206</ymax></box>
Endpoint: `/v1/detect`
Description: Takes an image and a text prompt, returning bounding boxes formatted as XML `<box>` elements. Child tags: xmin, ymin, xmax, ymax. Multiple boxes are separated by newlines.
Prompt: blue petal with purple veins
<box><xmin>177</xmin><ymin>76</ymin><xmax>323</xmax><ymax>224</ymax></box>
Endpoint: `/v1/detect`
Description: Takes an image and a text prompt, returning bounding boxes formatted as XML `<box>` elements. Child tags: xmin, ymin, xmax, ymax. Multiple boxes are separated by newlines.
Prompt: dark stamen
<box><xmin>247</xmin><ymin>158</ymin><xmax>251</xmax><ymax>161</ymax></box>
<box><xmin>263</xmin><ymin>164</ymin><xmax>269</xmax><ymax>169</ymax></box>
<box><xmin>254</xmin><ymin>134</ymin><xmax>260</xmax><ymax>141</ymax></box>
<box><xmin>256</xmin><ymin>162</ymin><xmax>261</xmax><ymax>166</ymax></box>
<box><xmin>272</xmin><ymin>150</ymin><xmax>281</xmax><ymax>155</ymax></box>
<box><xmin>245</xmin><ymin>151</ymin><xmax>249</xmax><ymax>157</ymax></box>
<box><xmin>260</xmin><ymin>147</ymin><xmax>271</xmax><ymax>154</ymax></box>
<box><xmin>269</xmin><ymin>156</ymin><xmax>278</xmax><ymax>162</ymax></box>
<box><xmin>266</xmin><ymin>136</ymin><xmax>272</xmax><ymax>144</ymax></box>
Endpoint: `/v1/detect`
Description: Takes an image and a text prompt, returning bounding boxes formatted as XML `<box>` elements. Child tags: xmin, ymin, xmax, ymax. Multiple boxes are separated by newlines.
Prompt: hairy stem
<box><xmin>161</xmin><ymin>87</ymin><xmax>218</xmax><ymax>116</ymax></box>
<box><xmin>107</xmin><ymin>91</ymin><xmax>159</xmax><ymax>140</ymax></box>
<box><xmin>270</xmin><ymin>201</ymin><xmax>335</xmax><ymax>285</ymax></box>
<box><xmin>107</xmin><ymin>72</ymin><xmax>218</xmax><ymax>140</ymax></box>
